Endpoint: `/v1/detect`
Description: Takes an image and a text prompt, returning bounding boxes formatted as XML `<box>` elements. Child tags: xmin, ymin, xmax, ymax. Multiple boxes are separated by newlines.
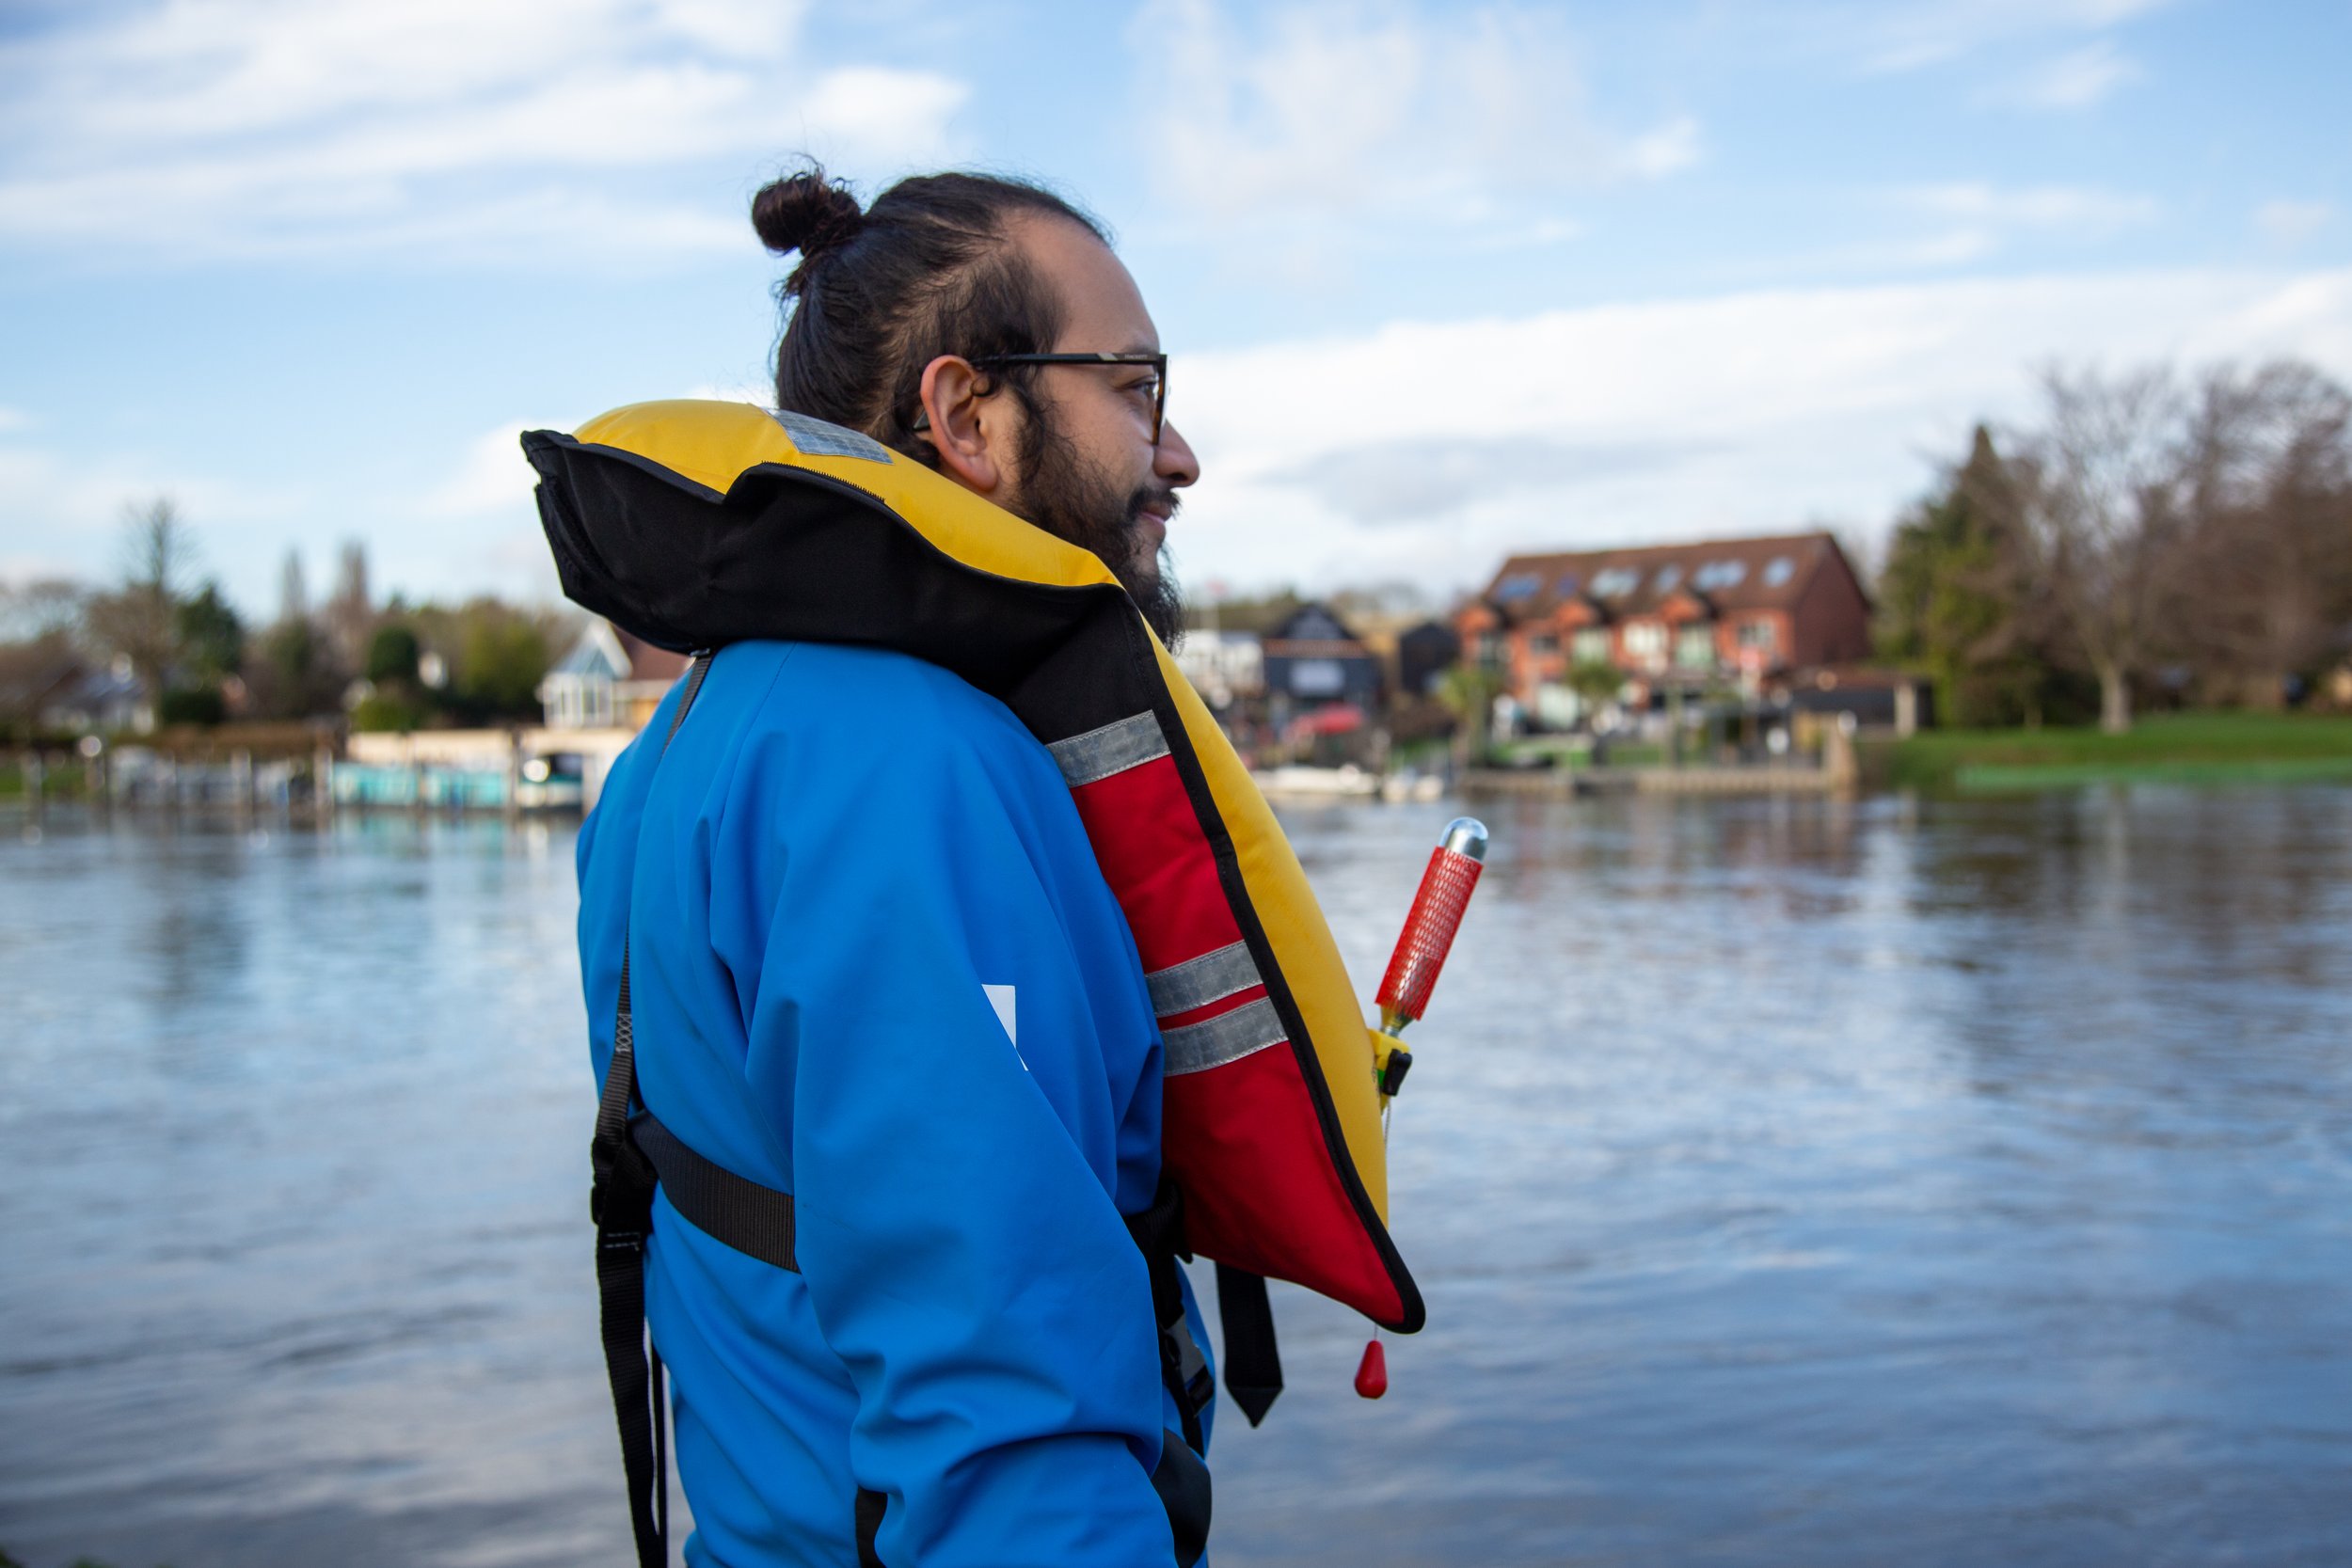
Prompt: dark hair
<box><xmin>752</xmin><ymin>165</ymin><xmax>1107</xmax><ymax>465</ymax></box>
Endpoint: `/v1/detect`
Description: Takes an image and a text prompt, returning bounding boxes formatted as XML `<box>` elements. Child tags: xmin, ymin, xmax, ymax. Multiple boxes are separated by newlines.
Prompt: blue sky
<box><xmin>1</xmin><ymin>0</ymin><xmax>2346</xmax><ymax>617</ymax></box>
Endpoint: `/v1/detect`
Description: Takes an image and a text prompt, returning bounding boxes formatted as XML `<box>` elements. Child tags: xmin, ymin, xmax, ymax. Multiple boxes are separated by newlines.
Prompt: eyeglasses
<box><xmin>970</xmin><ymin>352</ymin><xmax>1168</xmax><ymax>445</ymax></box>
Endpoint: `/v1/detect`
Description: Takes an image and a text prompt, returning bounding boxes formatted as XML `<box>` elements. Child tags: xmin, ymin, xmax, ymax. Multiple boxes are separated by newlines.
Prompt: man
<box><xmin>573</xmin><ymin>167</ymin><xmax>1207</xmax><ymax>1565</ymax></box>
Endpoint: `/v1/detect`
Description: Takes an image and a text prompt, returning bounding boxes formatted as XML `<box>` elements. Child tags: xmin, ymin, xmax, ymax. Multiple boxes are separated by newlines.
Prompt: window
<box><xmin>1692</xmin><ymin>560</ymin><xmax>1748</xmax><ymax>591</ymax></box>
<box><xmin>1572</xmin><ymin>628</ymin><xmax>1612</xmax><ymax>664</ymax></box>
<box><xmin>1653</xmin><ymin>564</ymin><xmax>1683</xmax><ymax>593</ymax></box>
<box><xmin>1495</xmin><ymin>572</ymin><xmax>1542</xmax><ymax>600</ymax></box>
<box><xmin>1676</xmin><ymin>625</ymin><xmax>1715</xmax><ymax>668</ymax></box>
<box><xmin>1763</xmin><ymin>556</ymin><xmax>1795</xmax><ymax>587</ymax></box>
<box><xmin>1554</xmin><ymin>571</ymin><xmax>1581</xmax><ymax>596</ymax></box>
<box><xmin>1737</xmin><ymin>619</ymin><xmax>1778</xmax><ymax>650</ymax></box>
<box><xmin>1593</xmin><ymin>566</ymin><xmax>1642</xmax><ymax>597</ymax></box>
<box><xmin>1475</xmin><ymin>633</ymin><xmax>1504</xmax><ymax>670</ymax></box>
<box><xmin>1290</xmin><ymin>658</ymin><xmax>1344</xmax><ymax>696</ymax></box>
<box><xmin>1622</xmin><ymin>621</ymin><xmax>1666</xmax><ymax>663</ymax></box>
<box><xmin>1528</xmin><ymin>633</ymin><xmax>1559</xmax><ymax>657</ymax></box>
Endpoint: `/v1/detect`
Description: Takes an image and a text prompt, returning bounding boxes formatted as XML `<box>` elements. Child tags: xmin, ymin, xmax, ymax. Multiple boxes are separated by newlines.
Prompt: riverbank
<box><xmin>1866</xmin><ymin>712</ymin><xmax>2352</xmax><ymax>792</ymax></box>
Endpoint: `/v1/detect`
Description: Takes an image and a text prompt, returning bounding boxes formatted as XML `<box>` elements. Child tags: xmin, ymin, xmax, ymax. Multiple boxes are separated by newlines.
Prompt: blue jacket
<box><xmin>577</xmin><ymin>640</ymin><xmax>1211</xmax><ymax>1566</ymax></box>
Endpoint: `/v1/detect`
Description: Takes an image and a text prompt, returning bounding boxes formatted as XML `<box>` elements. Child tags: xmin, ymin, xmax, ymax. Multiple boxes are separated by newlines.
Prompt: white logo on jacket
<box><xmin>982</xmin><ymin>984</ymin><xmax>1027</xmax><ymax>1070</ymax></box>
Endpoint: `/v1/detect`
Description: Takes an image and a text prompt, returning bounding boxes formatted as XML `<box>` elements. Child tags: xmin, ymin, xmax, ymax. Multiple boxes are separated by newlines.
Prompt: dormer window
<box><xmin>1592</xmin><ymin>566</ymin><xmax>1642</xmax><ymax>597</ymax></box>
<box><xmin>1653</xmin><ymin>564</ymin><xmax>1683</xmax><ymax>593</ymax></box>
<box><xmin>1692</xmin><ymin>560</ymin><xmax>1748</xmax><ymax>591</ymax></box>
<box><xmin>1763</xmin><ymin>556</ymin><xmax>1795</xmax><ymax>587</ymax></box>
<box><xmin>1495</xmin><ymin>572</ymin><xmax>1542</xmax><ymax>600</ymax></box>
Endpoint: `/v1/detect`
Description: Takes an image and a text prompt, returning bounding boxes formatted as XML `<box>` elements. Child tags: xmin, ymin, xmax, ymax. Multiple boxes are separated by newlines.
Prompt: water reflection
<box><xmin>3</xmin><ymin>790</ymin><xmax>2349</xmax><ymax>1567</ymax></box>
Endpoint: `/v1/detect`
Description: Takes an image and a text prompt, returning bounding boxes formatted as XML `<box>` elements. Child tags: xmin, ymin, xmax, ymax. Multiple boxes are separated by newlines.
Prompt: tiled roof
<box><xmin>1477</xmin><ymin>531</ymin><xmax>1846</xmax><ymax>624</ymax></box>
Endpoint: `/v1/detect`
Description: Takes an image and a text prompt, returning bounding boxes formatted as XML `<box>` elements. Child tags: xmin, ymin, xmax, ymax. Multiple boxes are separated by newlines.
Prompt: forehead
<box><xmin>1013</xmin><ymin>213</ymin><xmax>1158</xmax><ymax>353</ymax></box>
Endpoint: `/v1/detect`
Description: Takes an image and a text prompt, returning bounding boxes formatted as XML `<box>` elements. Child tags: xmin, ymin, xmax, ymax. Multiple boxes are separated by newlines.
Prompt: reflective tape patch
<box><xmin>1162</xmin><ymin>997</ymin><xmax>1286</xmax><ymax>1076</ymax></box>
<box><xmin>1147</xmin><ymin>942</ymin><xmax>1263</xmax><ymax>1020</ymax></box>
<box><xmin>771</xmin><ymin>409</ymin><xmax>893</xmax><ymax>463</ymax></box>
<box><xmin>1048</xmin><ymin>712</ymin><xmax>1168</xmax><ymax>788</ymax></box>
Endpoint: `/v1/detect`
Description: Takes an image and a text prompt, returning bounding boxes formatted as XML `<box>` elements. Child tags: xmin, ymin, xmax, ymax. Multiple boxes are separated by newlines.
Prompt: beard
<box><xmin>1014</xmin><ymin>405</ymin><xmax>1186</xmax><ymax>650</ymax></box>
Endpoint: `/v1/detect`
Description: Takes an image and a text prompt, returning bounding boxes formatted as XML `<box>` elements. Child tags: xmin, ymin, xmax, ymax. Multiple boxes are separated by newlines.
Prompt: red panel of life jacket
<box><xmin>1066</xmin><ymin>748</ymin><xmax>1406</xmax><ymax>1324</ymax></box>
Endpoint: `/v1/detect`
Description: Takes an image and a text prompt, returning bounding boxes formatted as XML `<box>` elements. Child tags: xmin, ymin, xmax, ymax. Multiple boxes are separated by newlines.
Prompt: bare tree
<box><xmin>323</xmin><ymin>538</ymin><xmax>373</xmax><ymax>675</ymax></box>
<box><xmin>2013</xmin><ymin>365</ymin><xmax>2185</xmax><ymax>733</ymax></box>
<box><xmin>2166</xmin><ymin>361</ymin><xmax>2352</xmax><ymax>705</ymax></box>
<box><xmin>278</xmin><ymin>547</ymin><xmax>310</xmax><ymax>627</ymax></box>
<box><xmin>83</xmin><ymin>497</ymin><xmax>196</xmax><ymax>706</ymax></box>
<box><xmin>0</xmin><ymin>578</ymin><xmax>88</xmax><ymax>643</ymax></box>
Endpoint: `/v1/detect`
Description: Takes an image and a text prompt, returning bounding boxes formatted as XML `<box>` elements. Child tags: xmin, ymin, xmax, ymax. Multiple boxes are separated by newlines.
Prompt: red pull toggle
<box><xmin>1354</xmin><ymin>1338</ymin><xmax>1388</xmax><ymax>1399</ymax></box>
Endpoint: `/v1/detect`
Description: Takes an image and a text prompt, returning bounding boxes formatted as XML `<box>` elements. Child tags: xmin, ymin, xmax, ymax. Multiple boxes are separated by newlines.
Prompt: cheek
<box><xmin>1074</xmin><ymin>390</ymin><xmax>1153</xmax><ymax>489</ymax></box>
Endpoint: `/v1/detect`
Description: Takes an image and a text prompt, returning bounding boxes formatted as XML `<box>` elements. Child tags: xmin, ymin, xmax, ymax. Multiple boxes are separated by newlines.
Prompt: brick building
<box><xmin>1456</xmin><ymin>531</ymin><xmax>1871</xmax><ymax>727</ymax></box>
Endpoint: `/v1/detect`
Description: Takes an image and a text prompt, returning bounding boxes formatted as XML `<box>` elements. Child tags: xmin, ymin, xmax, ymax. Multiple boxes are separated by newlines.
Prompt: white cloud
<box><xmin>1161</xmin><ymin>267</ymin><xmax>2352</xmax><ymax>596</ymax></box>
<box><xmin>0</xmin><ymin>0</ymin><xmax>968</xmax><ymax>260</ymax></box>
<box><xmin>1772</xmin><ymin>183</ymin><xmax>2157</xmax><ymax>275</ymax></box>
<box><xmin>1821</xmin><ymin>182</ymin><xmax>2159</xmax><ymax>270</ymax></box>
<box><xmin>1135</xmin><ymin>0</ymin><xmax>1695</xmax><ymax>252</ymax></box>
<box><xmin>683</xmin><ymin>380</ymin><xmax>776</xmax><ymax>407</ymax></box>
<box><xmin>2003</xmin><ymin>39</ymin><xmax>2141</xmax><ymax>107</ymax></box>
<box><xmin>427</xmin><ymin>422</ymin><xmax>537</xmax><ymax>517</ymax></box>
<box><xmin>1905</xmin><ymin>183</ymin><xmax>2158</xmax><ymax>230</ymax></box>
<box><xmin>1834</xmin><ymin>0</ymin><xmax>2170</xmax><ymax>73</ymax></box>
<box><xmin>2256</xmin><ymin>200</ymin><xmax>2335</xmax><ymax>247</ymax></box>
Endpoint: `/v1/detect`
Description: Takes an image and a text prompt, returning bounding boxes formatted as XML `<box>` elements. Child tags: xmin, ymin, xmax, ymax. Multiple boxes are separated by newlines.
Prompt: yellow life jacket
<box><xmin>526</xmin><ymin>401</ymin><xmax>1423</xmax><ymax>1347</ymax></box>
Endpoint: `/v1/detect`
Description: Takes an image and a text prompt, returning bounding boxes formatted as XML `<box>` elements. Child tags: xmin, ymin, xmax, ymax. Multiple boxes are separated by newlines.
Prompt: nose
<box><xmin>1154</xmin><ymin>420</ymin><xmax>1200</xmax><ymax>489</ymax></box>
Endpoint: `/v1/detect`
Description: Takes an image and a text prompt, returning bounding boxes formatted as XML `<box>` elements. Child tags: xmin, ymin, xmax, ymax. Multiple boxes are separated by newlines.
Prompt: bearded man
<box><xmin>568</xmin><ymin>166</ymin><xmax>1211</xmax><ymax>1567</ymax></box>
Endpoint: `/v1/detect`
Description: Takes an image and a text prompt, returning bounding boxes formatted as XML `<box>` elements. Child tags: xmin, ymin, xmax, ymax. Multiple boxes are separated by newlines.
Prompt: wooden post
<box><xmin>315</xmin><ymin>741</ymin><xmax>337</xmax><ymax>822</ymax></box>
<box><xmin>1825</xmin><ymin>714</ymin><xmax>1859</xmax><ymax>793</ymax></box>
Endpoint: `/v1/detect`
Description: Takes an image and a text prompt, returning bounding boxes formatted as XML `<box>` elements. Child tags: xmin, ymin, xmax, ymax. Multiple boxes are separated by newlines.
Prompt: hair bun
<box><xmin>752</xmin><ymin>168</ymin><xmax>865</xmax><ymax>261</ymax></box>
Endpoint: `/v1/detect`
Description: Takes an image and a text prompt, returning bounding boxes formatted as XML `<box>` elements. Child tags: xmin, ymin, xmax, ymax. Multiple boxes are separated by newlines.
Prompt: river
<box><xmin>3</xmin><ymin>787</ymin><xmax>2349</xmax><ymax>1566</ymax></box>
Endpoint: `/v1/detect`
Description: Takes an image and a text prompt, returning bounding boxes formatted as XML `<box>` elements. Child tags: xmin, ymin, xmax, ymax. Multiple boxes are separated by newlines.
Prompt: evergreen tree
<box><xmin>1878</xmin><ymin>427</ymin><xmax>2058</xmax><ymax>726</ymax></box>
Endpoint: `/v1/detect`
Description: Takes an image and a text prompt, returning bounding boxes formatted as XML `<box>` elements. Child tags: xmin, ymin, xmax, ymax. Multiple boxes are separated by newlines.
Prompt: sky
<box><xmin>1</xmin><ymin>0</ymin><xmax>2347</xmax><ymax>619</ymax></box>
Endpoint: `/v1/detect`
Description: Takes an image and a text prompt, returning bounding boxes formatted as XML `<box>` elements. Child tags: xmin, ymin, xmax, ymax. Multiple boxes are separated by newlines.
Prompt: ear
<box><xmin>917</xmin><ymin>355</ymin><xmax>1015</xmax><ymax>499</ymax></box>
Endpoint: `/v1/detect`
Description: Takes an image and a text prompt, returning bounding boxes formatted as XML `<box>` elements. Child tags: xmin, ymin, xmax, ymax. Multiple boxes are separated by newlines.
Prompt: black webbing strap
<box><xmin>1125</xmin><ymin>1178</ymin><xmax>1216</xmax><ymax>1454</ymax></box>
<box><xmin>633</xmin><ymin>1111</ymin><xmax>800</xmax><ymax>1270</ymax></box>
<box><xmin>591</xmin><ymin>651</ymin><xmax>711</xmax><ymax>1568</ymax></box>
<box><xmin>1215</xmin><ymin>1264</ymin><xmax>1284</xmax><ymax>1427</ymax></box>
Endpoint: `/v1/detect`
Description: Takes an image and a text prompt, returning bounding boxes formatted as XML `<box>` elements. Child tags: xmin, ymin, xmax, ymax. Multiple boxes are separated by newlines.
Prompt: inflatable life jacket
<box><xmin>530</xmin><ymin>403</ymin><xmax>1423</xmax><ymax>1559</ymax></box>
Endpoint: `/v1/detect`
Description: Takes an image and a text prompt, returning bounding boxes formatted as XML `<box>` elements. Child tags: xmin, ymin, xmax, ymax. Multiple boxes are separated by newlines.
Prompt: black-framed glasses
<box><xmin>971</xmin><ymin>352</ymin><xmax>1168</xmax><ymax>445</ymax></box>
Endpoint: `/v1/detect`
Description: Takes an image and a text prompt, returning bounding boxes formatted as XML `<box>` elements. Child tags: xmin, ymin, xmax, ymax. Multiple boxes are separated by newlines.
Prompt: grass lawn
<box><xmin>1870</xmin><ymin>712</ymin><xmax>2352</xmax><ymax>792</ymax></box>
<box><xmin>1492</xmin><ymin>736</ymin><xmax>1667</xmax><ymax>770</ymax></box>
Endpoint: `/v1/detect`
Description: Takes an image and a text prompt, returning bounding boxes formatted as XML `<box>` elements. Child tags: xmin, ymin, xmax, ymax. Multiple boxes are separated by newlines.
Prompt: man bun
<box><xmin>751</xmin><ymin>167</ymin><xmax>865</xmax><ymax>263</ymax></box>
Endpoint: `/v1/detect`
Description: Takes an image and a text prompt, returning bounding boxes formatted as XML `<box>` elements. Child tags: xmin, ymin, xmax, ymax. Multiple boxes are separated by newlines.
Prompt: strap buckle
<box><xmin>590</xmin><ymin>1124</ymin><xmax>659</xmax><ymax>1234</ymax></box>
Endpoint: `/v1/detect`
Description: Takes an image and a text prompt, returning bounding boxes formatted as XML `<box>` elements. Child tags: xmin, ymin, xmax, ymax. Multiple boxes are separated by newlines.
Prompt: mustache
<box><xmin>1128</xmin><ymin>484</ymin><xmax>1182</xmax><ymax>520</ymax></box>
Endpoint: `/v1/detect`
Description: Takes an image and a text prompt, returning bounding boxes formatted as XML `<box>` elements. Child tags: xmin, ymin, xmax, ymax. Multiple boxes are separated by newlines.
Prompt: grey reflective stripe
<box><xmin>1048</xmin><ymin>712</ymin><xmax>1168</xmax><ymax>787</ymax></box>
<box><xmin>1148</xmin><ymin>942</ymin><xmax>1262</xmax><ymax>1020</ymax></box>
<box><xmin>771</xmin><ymin>409</ymin><xmax>893</xmax><ymax>463</ymax></box>
<box><xmin>1163</xmin><ymin>998</ymin><xmax>1286</xmax><ymax>1076</ymax></box>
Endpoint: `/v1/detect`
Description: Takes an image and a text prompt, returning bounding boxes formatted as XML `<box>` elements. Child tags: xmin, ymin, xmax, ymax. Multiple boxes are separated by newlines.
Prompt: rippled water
<box><xmin>4</xmin><ymin>788</ymin><xmax>2350</xmax><ymax>1567</ymax></box>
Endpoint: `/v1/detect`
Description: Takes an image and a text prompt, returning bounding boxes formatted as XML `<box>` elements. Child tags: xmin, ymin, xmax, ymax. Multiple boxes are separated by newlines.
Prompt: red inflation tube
<box><xmin>1375</xmin><ymin>816</ymin><xmax>1488</xmax><ymax>1034</ymax></box>
<box><xmin>1359</xmin><ymin>816</ymin><xmax>1488</xmax><ymax>1402</ymax></box>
